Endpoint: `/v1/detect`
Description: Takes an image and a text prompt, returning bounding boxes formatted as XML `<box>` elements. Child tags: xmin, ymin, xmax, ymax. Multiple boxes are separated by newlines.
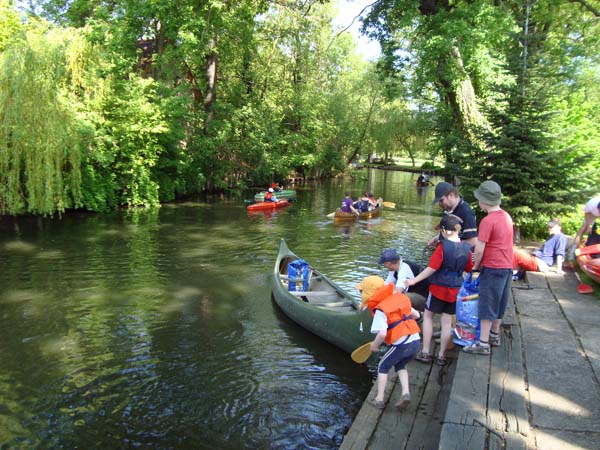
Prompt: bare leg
<box><xmin>421</xmin><ymin>309</ymin><xmax>435</xmax><ymax>354</ymax></box>
<box><xmin>375</xmin><ymin>372</ymin><xmax>388</xmax><ymax>402</ymax></box>
<box><xmin>491</xmin><ymin>318</ymin><xmax>502</xmax><ymax>335</ymax></box>
<box><xmin>480</xmin><ymin>319</ymin><xmax>492</xmax><ymax>343</ymax></box>
<box><xmin>438</xmin><ymin>313</ymin><xmax>452</xmax><ymax>358</ymax></box>
<box><xmin>398</xmin><ymin>369</ymin><xmax>409</xmax><ymax>395</ymax></box>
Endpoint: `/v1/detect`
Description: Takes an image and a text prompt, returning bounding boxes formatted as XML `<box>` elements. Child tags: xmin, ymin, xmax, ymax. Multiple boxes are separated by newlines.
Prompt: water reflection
<box><xmin>0</xmin><ymin>170</ymin><xmax>443</xmax><ymax>449</ymax></box>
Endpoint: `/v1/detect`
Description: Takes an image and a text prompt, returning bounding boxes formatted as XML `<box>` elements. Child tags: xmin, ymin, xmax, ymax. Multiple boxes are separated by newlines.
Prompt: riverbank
<box><xmin>340</xmin><ymin>269</ymin><xmax>600</xmax><ymax>450</ymax></box>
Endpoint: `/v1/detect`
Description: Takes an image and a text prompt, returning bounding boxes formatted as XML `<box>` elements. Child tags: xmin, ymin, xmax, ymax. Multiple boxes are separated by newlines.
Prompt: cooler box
<box><xmin>288</xmin><ymin>259</ymin><xmax>309</xmax><ymax>292</ymax></box>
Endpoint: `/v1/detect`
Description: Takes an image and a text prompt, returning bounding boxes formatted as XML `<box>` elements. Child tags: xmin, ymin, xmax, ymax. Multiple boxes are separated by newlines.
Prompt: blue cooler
<box><xmin>288</xmin><ymin>259</ymin><xmax>310</xmax><ymax>292</ymax></box>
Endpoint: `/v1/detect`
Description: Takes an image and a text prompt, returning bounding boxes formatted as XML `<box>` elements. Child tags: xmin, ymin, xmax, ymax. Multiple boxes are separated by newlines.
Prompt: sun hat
<box><xmin>432</xmin><ymin>182</ymin><xmax>454</xmax><ymax>204</ymax></box>
<box><xmin>268</xmin><ymin>188</ymin><xmax>274</xmax><ymax>193</ymax></box>
<box><xmin>378</xmin><ymin>248</ymin><xmax>400</xmax><ymax>264</ymax></box>
<box><xmin>440</xmin><ymin>213</ymin><xmax>463</xmax><ymax>232</ymax></box>
<box><xmin>355</xmin><ymin>276</ymin><xmax>385</xmax><ymax>304</ymax></box>
<box><xmin>474</xmin><ymin>180</ymin><xmax>502</xmax><ymax>206</ymax></box>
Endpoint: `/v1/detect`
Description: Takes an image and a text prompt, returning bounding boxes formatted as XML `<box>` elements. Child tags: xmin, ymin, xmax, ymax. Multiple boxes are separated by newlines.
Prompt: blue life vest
<box><xmin>355</xmin><ymin>200</ymin><xmax>370</xmax><ymax>212</ymax></box>
<box><xmin>430</xmin><ymin>240</ymin><xmax>471</xmax><ymax>288</ymax></box>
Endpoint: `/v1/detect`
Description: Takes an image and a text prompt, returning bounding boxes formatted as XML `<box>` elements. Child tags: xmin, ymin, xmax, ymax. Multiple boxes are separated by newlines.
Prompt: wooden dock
<box><xmin>340</xmin><ymin>341</ymin><xmax>458</xmax><ymax>450</ymax></box>
<box><xmin>340</xmin><ymin>270</ymin><xmax>600</xmax><ymax>450</ymax></box>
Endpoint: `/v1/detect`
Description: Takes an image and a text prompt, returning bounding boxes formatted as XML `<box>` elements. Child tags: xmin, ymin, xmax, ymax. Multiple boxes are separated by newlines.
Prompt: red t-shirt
<box><xmin>479</xmin><ymin>209</ymin><xmax>514</xmax><ymax>269</ymax></box>
<box><xmin>428</xmin><ymin>242</ymin><xmax>474</xmax><ymax>302</ymax></box>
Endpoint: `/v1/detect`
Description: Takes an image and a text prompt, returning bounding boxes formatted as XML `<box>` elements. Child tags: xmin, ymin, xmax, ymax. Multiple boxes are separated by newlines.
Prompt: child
<box><xmin>405</xmin><ymin>214</ymin><xmax>473</xmax><ymax>365</ymax></box>
<box><xmin>356</xmin><ymin>276</ymin><xmax>422</xmax><ymax>410</ymax></box>
<box><xmin>464</xmin><ymin>180</ymin><xmax>513</xmax><ymax>355</ymax></box>
<box><xmin>512</xmin><ymin>218</ymin><xmax>567</xmax><ymax>276</ymax></box>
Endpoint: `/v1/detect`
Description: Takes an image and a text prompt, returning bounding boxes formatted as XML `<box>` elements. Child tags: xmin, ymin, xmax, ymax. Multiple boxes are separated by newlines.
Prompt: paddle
<box><xmin>382</xmin><ymin>201</ymin><xmax>396</xmax><ymax>209</ymax></box>
<box><xmin>575</xmin><ymin>244</ymin><xmax>600</xmax><ymax>257</ymax></box>
<box><xmin>351</xmin><ymin>341</ymin><xmax>373</xmax><ymax>363</ymax></box>
<box><xmin>574</xmin><ymin>271</ymin><xmax>594</xmax><ymax>294</ymax></box>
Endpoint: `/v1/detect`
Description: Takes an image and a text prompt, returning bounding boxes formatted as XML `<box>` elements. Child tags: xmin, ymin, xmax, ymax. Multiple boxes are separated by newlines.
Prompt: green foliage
<box><xmin>0</xmin><ymin>22</ymin><xmax>85</xmax><ymax>215</ymax></box>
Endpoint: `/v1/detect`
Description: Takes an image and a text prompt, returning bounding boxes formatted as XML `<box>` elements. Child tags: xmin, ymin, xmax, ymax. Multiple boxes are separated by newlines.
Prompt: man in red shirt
<box><xmin>464</xmin><ymin>180</ymin><xmax>514</xmax><ymax>355</ymax></box>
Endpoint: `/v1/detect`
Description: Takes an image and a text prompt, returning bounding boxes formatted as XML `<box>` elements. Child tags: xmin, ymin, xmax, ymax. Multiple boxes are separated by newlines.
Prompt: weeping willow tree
<box><xmin>0</xmin><ymin>22</ymin><xmax>90</xmax><ymax>215</ymax></box>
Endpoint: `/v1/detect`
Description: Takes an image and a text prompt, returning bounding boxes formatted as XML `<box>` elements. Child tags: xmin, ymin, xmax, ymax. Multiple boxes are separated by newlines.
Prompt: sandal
<box><xmin>369</xmin><ymin>398</ymin><xmax>386</xmax><ymax>409</ymax></box>
<box><xmin>415</xmin><ymin>351</ymin><xmax>433</xmax><ymax>363</ymax></box>
<box><xmin>435</xmin><ymin>356</ymin><xmax>448</xmax><ymax>366</ymax></box>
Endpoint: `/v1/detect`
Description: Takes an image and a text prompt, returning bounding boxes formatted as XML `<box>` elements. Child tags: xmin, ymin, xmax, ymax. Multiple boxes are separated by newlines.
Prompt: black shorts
<box><xmin>425</xmin><ymin>293</ymin><xmax>456</xmax><ymax>315</ymax></box>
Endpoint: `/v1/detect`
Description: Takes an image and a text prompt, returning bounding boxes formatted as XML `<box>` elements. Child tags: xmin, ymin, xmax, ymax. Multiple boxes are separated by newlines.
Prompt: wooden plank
<box><xmin>488</xmin><ymin>296</ymin><xmax>530</xmax><ymax>439</ymax></box>
<box><xmin>438</xmin><ymin>423</ymin><xmax>485</xmax><ymax>450</ymax></box>
<box><xmin>339</xmin><ymin>370</ymin><xmax>397</xmax><ymax>450</ymax></box>
<box><xmin>443</xmin><ymin>345</ymin><xmax>490</xmax><ymax>426</ymax></box>
<box><xmin>404</xmin><ymin>346</ymin><xmax>458</xmax><ymax>450</ymax></box>
<box><xmin>367</xmin><ymin>361</ymin><xmax>431</xmax><ymax>449</ymax></box>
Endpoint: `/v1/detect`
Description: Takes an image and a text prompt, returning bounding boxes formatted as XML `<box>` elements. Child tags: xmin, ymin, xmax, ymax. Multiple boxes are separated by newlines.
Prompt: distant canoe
<box><xmin>247</xmin><ymin>200</ymin><xmax>290</xmax><ymax>211</ymax></box>
<box><xmin>272</xmin><ymin>238</ymin><xmax>372</xmax><ymax>354</ymax></box>
<box><xmin>333</xmin><ymin>207</ymin><xmax>381</xmax><ymax>221</ymax></box>
<box><xmin>254</xmin><ymin>190</ymin><xmax>296</xmax><ymax>202</ymax></box>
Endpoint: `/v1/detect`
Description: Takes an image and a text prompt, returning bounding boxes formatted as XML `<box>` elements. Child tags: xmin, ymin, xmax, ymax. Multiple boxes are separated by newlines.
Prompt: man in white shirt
<box><xmin>379</xmin><ymin>248</ymin><xmax>425</xmax><ymax>311</ymax></box>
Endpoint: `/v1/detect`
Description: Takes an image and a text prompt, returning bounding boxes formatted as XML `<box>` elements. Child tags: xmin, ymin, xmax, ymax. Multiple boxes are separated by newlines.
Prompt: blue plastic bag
<box><xmin>452</xmin><ymin>273</ymin><xmax>480</xmax><ymax>347</ymax></box>
<box><xmin>288</xmin><ymin>259</ymin><xmax>310</xmax><ymax>292</ymax></box>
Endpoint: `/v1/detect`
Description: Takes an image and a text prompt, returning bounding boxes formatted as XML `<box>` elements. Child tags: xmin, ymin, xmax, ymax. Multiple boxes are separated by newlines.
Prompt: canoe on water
<box><xmin>271</xmin><ymin>239</ymin><xmax>373</xmax><ymax>354</ymax></box>
<box><xmin>333</xmin><ymin>206</ymin><xmax>381</xmax><ymax>222</ymax></box>
<box><xmin>576</xmin><ymin>244</ymin><xmax>600</xmax><ymax>285</ymax></box>
<box><xmin>247</xmin><ymin>200</ymin><xmax>290</xmax><ymax>211</ymax></box>
<box><xmin>254</xmin><ymin>189</ymin><xmax>296</xmax><ymax>202</ymax></box>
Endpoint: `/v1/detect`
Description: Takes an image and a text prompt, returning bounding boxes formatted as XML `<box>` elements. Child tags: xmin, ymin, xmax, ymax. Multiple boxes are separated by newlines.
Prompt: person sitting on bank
<box><xmin>264</xmin><ymin>188</ymin><xmax>278</xmax><ymax>202</ymax></box>
<box><xmin>356</xmin><ymin>276</ymin><xmax>421</xmax><ymax>411</ymax></box>
<box><xmin>341</xmin><ymin>192</ymin><xmax>359</xmax><ymax>215</ymax></box>
<box><xmin>405</xmin><ymin>214</ymin><xmax>473</xmax><ymax>366</ymax></box>
<box><xmin>513</xmin><ymin>218</ymin><xmax>567</xmax><ymax>276</ymax></box>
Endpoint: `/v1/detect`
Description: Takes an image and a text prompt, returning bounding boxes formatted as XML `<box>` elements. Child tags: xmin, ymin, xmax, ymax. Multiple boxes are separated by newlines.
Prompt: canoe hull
<box><xmin>254</xmin><ymin>190</ymin><xmax>296</xmax><ymax>202</ymax></box>
<box><xmin>333</xmin><ymin>207</ymin><xmax>381</xmax><ymax>222</ymax></box>
<box><xmin>577</xmin><ymin>247</ymin><xmax>600</xmax><ymax>285</ymax></box>
<box><xmin>271</xmin><ymin>239</ymin><xmax>373</xmax><ymax>354</ymax></box>
<box><xmin>247</xmin><ymin>200</ymin><xmax>290</xmax><ymax>211</ymax></box>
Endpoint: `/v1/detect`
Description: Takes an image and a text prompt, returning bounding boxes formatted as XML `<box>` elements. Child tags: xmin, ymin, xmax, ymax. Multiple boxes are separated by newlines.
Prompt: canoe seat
<box><xmin>289</xmin><ymin>291</ymin><xmax>334</xmax><ymax>296</ymax></box>
<box><xmin>315</xmin><ymin>301</ymin><xmax>354</xmax><ymax>308</ymax></box>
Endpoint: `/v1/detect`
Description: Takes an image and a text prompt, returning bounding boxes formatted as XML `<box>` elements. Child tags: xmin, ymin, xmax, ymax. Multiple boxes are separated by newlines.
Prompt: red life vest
<box><xmin>367</xmin><ymin>284</ymin><xmax>420</xmax><ymax>345</ymax></box>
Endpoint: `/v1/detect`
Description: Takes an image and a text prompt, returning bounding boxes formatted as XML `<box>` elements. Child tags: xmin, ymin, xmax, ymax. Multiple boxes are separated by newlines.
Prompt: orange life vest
<box><xmin>367</xmin><ymin>284</ymin><xmax>420</xmax><ymax>345</ymax></box>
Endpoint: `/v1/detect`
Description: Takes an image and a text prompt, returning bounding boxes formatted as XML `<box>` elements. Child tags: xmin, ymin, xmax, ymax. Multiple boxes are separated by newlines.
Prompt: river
<box><xmin>0</xmin><ymin>170</ymin><xmax>442</xmax><ymax>449</ymax></box>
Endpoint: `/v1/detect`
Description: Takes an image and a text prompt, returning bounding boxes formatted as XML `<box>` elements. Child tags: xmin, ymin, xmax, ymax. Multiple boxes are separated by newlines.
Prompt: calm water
<box><xmin>0</xmin><ymin>170</ymin><xmax>442</xmax><ymax>449</ymax></box>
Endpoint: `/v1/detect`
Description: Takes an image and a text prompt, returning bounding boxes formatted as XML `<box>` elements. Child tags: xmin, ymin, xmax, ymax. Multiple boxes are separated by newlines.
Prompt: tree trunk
<box><xmin>204</xmin><ymin>38</ymin><xmax>217</xmax><ymax>130</ymax></box>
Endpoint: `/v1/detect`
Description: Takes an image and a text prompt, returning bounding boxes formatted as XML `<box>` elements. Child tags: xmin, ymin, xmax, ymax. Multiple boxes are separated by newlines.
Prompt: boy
<box><xmin>405</xmin><ymin>214</ymin><xmax>473</xmax><ymax>365</ymax></box>
<box><xmin>356</xmin><ymin>276</ymin><xmax>421</xmax><ymax>410</ymax></box>
<box><xmin>513</xmin><ymin>218</ymin><xmax>567</xmax><ymax>276</ymax></box>
<box><xmin>464</xmin><ymin>180</ymin><xmax>513</xmax><ymax>355</ymax></box>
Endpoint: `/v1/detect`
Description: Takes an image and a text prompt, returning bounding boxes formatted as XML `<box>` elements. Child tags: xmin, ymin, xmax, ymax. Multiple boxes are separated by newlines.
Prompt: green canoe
<box><xmin>254</xmin><ymin>189</ymin><xmax>296</xmax><ymax>202</ymax></box>
<box><xmin>271</xmin><ymin>238</ymin><xmax>373</xmax><ymax>354</ymax></box>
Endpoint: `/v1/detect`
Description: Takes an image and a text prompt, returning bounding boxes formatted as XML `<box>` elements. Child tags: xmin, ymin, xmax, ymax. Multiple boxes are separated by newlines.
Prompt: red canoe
<box><xmin>247</xmin><ymin>200</ymin><xmax>290</xmax><ymax>211</ymax></box>
<box><xmin>576</xmin><ymin>244</ymin><xmax>600</xmax><ymax>285</ymax></box>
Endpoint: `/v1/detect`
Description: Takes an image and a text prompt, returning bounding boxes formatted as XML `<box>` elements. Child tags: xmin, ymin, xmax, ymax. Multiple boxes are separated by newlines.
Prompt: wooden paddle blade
<box><xmin>326</xmin><ymin>212</ymin><xmax>336</xmax><ymax>218</ymax></box>
<box><xmin>382</xmin><ymin>201</ymin><xmax>396</xmax><ymax>209</ymax></box>
<box><xmin>575</xmin><ymin>244</ymin><xmax>600</xmax><ymax>257</ymax></box>
<box><xmin>351</xmin><ymin>342</ymin><xmax>372</xmax><ymax>363</ymax></box>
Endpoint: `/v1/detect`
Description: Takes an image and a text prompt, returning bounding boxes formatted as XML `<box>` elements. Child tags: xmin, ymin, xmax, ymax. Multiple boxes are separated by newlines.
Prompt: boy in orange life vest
<box><xmin>405</xmin><ymin>214</ymin><xmax>473</xmax><ymax>366</ymax></box>
<box><xmin>356</xmin><ymin>276</ymin><xmax>422</xmax><ymax>410</ymax></box>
